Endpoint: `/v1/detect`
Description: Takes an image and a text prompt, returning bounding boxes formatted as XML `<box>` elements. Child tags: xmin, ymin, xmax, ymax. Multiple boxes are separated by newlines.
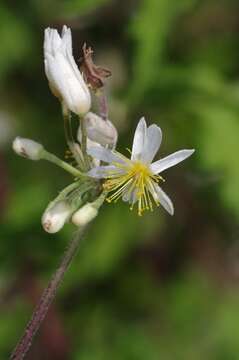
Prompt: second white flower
<box><xmin>44</xmin><ymin>25</ymin><xmax>91</xmax><ymax>116</ymax></box>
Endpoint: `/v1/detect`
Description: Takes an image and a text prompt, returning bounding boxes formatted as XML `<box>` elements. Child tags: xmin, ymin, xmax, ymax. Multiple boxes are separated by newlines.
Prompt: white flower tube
<box><xmin>44</xmin><ymin>26</ymin><xmax>91</xmax><ymax>116</ymax></box>
<box><xmin>71</xmin><ymin>203</ymin><xmax>98</xmax><ymax>227</ymax></box>
<box><xmin>42</xmin><ymin>201</ymin><xmax>71</xmax><ymax>233</ymax></box>
<box><xmin>83</xmin><ymin>112</ymin><xmax>118</xmax><ymax>147</ymax></box>
<box><xmin>12</xmin><ymin>137</ymin><xmax>44</xmax><ymax>160</ymax></box>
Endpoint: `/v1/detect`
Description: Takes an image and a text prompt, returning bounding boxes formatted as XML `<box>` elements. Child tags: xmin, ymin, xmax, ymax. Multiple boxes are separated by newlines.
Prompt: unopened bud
<box><xmin>71</xmin><ymin>203</ymin><xmax>98</xmax><ymax>227</ymax></box>
<box><xmin>44</xmin><ymin>26</ymin><xmax>91</xmax><ymax>116</ymax></box>
<box><xmin>12</xmin><ymin>137</ymin><xmax>44</xmax><ymax>160</ymax></box>
<box><xmin>83</xmin><ymin>112</ymin><xmax>118</xmax><ymax>146</ymax></box>
<box><xmin>42</xmin><ymin>201</ymin><xmax>71</xmax><ymax>233</ymax></box>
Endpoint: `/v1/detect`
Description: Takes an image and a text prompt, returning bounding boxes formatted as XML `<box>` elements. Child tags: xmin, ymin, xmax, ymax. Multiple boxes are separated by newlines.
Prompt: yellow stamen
<box><xmin>103</xmin><ymin>160</ymin><xmax>163</xmax><ymax>215</ymax></box>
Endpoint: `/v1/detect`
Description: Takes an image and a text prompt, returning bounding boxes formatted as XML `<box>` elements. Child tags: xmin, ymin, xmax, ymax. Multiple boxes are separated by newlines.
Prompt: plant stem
<box><xmin>42</xmin><ymin>150</ymin><xmax>85</xmax><ymax>178</ymax></box>
<box><xmin>62</xmin><ymin>108</ymin><xmax>85</xmax><ymax>169</ymax></box>
<box><xmin>80</xmin><ymin>117</ymin><xmax>91</xmax><ymax>170</ymax></box>
<box><xmin>10</xmin><ymin>227</ymin><xmax>87</xmax><ymax>360</ymax></box>
<box><xmin>80</xmin><ymin>117</ymin><xmax>87</xmax><ymax>158</ymax></box>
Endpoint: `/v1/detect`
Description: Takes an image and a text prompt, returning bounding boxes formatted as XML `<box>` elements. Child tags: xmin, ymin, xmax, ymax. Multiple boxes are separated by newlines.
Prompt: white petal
<box><xmin>61</xmin><ymin>26</ymin><xmax>72</xmax><ymax>54</ymax></box>
<box><xmin>122</xmin><ymin>191</ymin><xmax>130</xmax><ymax>202</ymax></box>
<box><xmin>65</xmin><ymin>49</ymin><xmax>88</xmax><ymax>89</ymax></box>
<box><xmin>51</xmin><ymin>29</ymin><xmax>62</xmax><ymax>55</ymax></box>
<box><xmin>42</xmin><ymin>201</ymin><xmax>71</xmax><ymax>233</ymax></box>
<box><xmin>87</xmin><ymin>146</ymin><xmax>126</xmax><ymax>164</ymax></box>
<box><xmin>131</xmin><ymin>117</ymin><xmax>147</xmax><ymax>160</ymax></box>
<box><xmin>44</xmin><ymin>59</ymin><xmax>50</xmax><ymax>79</ymax></box>
<box><xmin>155</xmin><ymin>185</ymin><xmax>174</xmax><ymax>215</ymax></box>
<box><xmin>151</xmin><ymin>149</ymin><xmax>195</xmax><ymax>174</ymax></box>
<box><xmin>72</xmin><ymin>203</ymin><xmax>98</xmax><ymax>227</ymax></box>
<box><xmin>122</xmin><ymin>187</ymin><xmax>137</xmax><ymax>204</ymax></box>
<box><xmin>88</xmin><ymin>165</ymin><xmax>121</xmax><ymax>179</ymax></box>
<box><xmin>83</xmin><ymin>112</ymin><xmax>118</xmax><ymax>147</ymax></box>
<box><xmin>12</xmin><ymin>137</ymin><xmax>44</xmax><ymax>160</ymax></box>
<box><xmin>141</xmin><ymin>124</ymin><xmax>162</xmax><ymax>163</ymax></box>
<box><xmin>61</xmin><ymin>25</ymin><xmax>68</xmax><ymax>37</ymax></box>
<box><xmin>45</xmin><ymin>53</ymin><xmax>67</xmax><ymax>96</ymax></box>
<box><xmin>47</xmin><ymin>51</ymin><xmax>90</xmax><ymax>115</ymax></box>
<box><xmin>43</xmin><ymin>26</ymin><xmax>91</xmax><ymax>116</ymax></box>
<box><xmin>44</xmin><ymin>28</ymin><xmax>52</xmax><ymax>55</ymax></box>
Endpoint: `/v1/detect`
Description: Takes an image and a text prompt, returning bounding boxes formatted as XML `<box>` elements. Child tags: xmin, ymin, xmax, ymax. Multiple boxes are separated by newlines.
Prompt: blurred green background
<box><xmin>1</xmin><ymin>0</ymin><xmax>239</xmax><ymax>358</ymax></box>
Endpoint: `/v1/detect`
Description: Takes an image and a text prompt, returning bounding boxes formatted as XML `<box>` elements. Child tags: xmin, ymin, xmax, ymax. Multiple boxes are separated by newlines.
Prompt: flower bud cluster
<box><xmin>41</xmin><ymin>191</ymin><xmax>101</xmax><ymax>233</ymax></box>
<box><xmin>12</xmin><ymin>25</ymin><xmax>118</xmax><ymax>234</ymax></box>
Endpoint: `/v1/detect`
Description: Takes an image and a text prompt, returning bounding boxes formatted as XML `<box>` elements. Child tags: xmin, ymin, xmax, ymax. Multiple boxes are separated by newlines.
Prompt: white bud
<box><xmin>44</xmin><ymin>26</ymin><xmax>91</xmax><ymax>116</ymax></box>
<box><xmin>71</xmin><ymin>203</ymin><xmax>98</xmax><ymax>227</ymax></box>
<box><xmin>12</xmin><ymin>137</ymin><xmax>44</xmax><ymax>160</ymax></box>
<box><xmin>81</xmin><ymin>112</ymin><xmax>118</xmax><ymax>146</ymax></box>
<box><xmin>42</xmin><ymin>201</ymin><xmax>71</xmax><ymax>233</ymax></box>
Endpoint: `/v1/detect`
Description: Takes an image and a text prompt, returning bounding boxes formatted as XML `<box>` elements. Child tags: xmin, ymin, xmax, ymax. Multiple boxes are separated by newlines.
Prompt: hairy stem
<box><xmin>10</xmin><ymin>227</ymin><xmax>87</xmax><ymax>360</ymax></box>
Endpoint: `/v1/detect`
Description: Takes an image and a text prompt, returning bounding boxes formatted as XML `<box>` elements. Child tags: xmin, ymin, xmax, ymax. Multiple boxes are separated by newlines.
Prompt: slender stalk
<box><xmin>57</xmin><ymin>181</ymin><xmax>82</xmax><ymax>199</ymax></box>
<box><xmin>80</xmin><ymin>118</ymin><xmax>87</xmax><ymax>157</ymax></box>
<box><xmin>62</xmin><ymin>108</ymin><xmax>85</xmax><ymax>169</ymax></box>
<box><xmin>80</xmin><ymin>117</ymin><xmax>91</xmax><ymax>170</ymax></box>
<box><xmin>42</xmin><ymin>150</ymin><xmax>85</xmax><ymax>178</ymax></box>
<box><xmin>10</xmin><ymin>227</ymin><xmax>87</xmax><ymax>360</ymax></box>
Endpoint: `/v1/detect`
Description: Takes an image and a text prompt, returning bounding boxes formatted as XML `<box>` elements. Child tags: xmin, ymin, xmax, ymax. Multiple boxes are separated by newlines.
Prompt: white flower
<box><xmin>71</xmin><ymin>203</ymin><xmax>98</xmax><ymax>227</ymax></box>
<box><xmin>83</xmin><ymin>112</ymin><xmax>118</xmax><ymax>147</ymax></box>
<box><xmin>12</xmin><ymin>137</ymin><xmax>44</xmax><ymax>160</ymax></box>
<box><xmin>42</xmin><ymin>201</ymin><xmax>71</xmax><ymax>233</ymax></box>
<box><xmin>44</xmin><ymin>25</ymin><xmax>91</xmax><ymax>116</ymax></box>
<box><xmin>87</xmin><ymin>117</ymin><xmax>195</xmax><ymax>216</ymax></box>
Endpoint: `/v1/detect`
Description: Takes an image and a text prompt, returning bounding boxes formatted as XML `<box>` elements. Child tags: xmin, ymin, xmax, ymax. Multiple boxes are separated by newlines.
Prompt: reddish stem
<box><xmin>10</xmin><ymin>228</ymin><xmax>86</xmax><ymax>360</ymax></box>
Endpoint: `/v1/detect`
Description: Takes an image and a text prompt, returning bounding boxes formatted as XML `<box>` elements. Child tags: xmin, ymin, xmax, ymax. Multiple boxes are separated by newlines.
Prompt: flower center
<box><xmin>130</xmin><ymin>161</ymin><xmax>152</xmax><ymax>178</ymax></box>
<box><xmin>103</xmin><ymin>160</ymin><xmax>163</xmax><ymax>216</ymax></box>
